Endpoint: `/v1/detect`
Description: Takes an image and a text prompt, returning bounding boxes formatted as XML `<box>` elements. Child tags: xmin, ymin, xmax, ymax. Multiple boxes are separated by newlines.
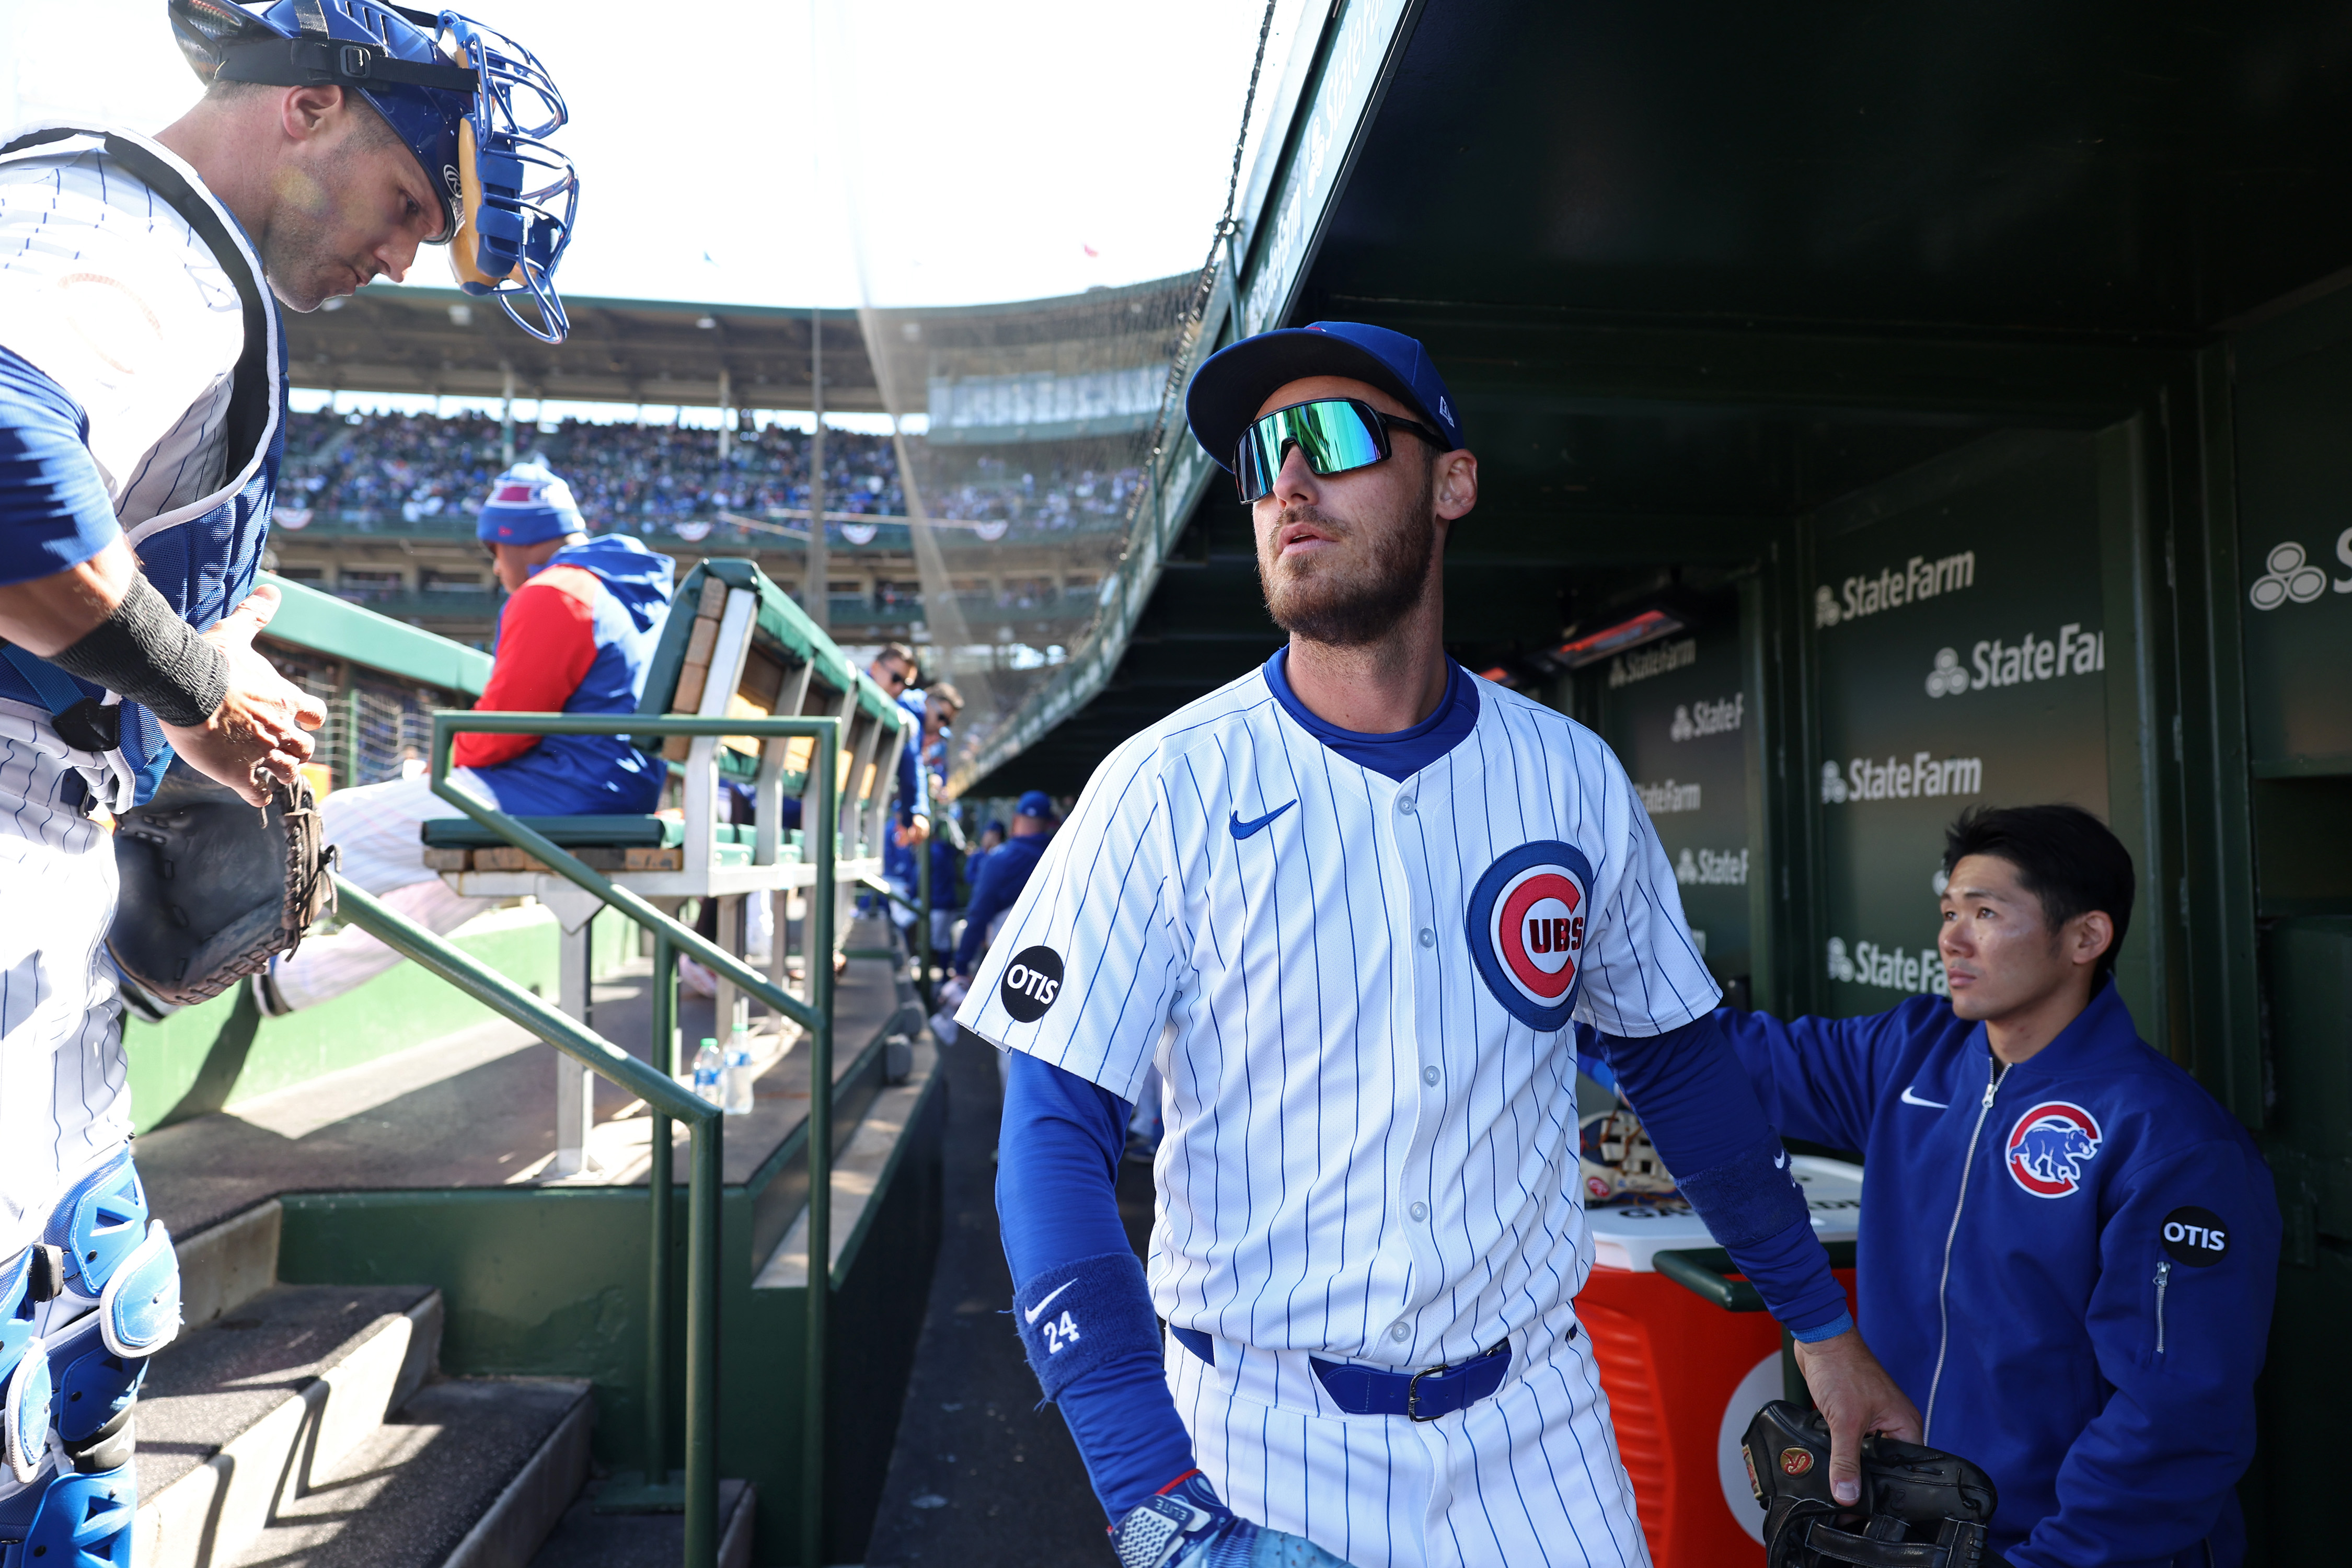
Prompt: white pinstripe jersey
<box><xmin>0</xmin><ymin>128</ymin><xmax>246</xmax><ymax>530</ymax></box>
<box><xmin>959</xmin><ymin>661</ymin><xmax>1720</xmax><ymax>1371</ymax></box>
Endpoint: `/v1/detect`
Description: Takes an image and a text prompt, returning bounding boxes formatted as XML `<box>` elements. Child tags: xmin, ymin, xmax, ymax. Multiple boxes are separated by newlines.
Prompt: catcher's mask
<box><xmin>1741</xmin><ymin>1400</ymin><xmax>2005</xmax><ymax>1568</ymax></box>
<box><xmin>168</xmin><ymin>0</ymin><xmax>578</xmax><ymax>343</ymax></box>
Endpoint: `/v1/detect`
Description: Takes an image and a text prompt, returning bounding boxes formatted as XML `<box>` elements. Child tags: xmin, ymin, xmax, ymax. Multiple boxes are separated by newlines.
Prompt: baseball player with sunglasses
<box><xmin>958</xmin><ymin>322</ymin><xmax>1917</xmax><ymax>1567</ymax></box>
<box><xmin>0</xmin><ymin>4</ymin><xmax>576</xmax><ymax>1559</ymax></box>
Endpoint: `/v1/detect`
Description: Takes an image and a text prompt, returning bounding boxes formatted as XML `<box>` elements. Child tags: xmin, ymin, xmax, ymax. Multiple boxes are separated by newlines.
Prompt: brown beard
<box><xmin>1257</xmin><ymin>494</ymin><xmax>1438</xmax><ymax>648</ymax></box>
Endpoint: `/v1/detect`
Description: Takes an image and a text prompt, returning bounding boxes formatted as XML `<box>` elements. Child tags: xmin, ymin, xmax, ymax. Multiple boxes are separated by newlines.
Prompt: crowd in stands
<box><xmin>277</xmin><ymin>409</ymin><xmax>1142</xmax><ymax>544</ymax></box>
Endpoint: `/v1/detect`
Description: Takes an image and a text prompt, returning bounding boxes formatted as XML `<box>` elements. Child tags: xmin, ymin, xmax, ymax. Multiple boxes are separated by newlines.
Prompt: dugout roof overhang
<box><xmin>966</xmin><ymin>0</ymin><xmax>2352</xmax><ymax>795</ymax></box>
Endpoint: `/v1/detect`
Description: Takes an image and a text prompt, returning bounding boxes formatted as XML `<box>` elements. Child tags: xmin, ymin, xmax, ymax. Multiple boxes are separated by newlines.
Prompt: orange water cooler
<box><xmin>1576</xmin><ymin>1158</ymin><xmax>1863</xmax><ymax>1568</ymax></box>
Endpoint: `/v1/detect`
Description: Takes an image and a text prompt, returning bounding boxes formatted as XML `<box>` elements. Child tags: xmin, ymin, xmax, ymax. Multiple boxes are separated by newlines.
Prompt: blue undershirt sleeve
<box><xmin>997</xmin><ymin>1052</ymin><xmax>1197</xmax><ymax>1519</ymax></box>
<box><xmin>1601</xmin><ymin>1013</ymin><xmax>1852</xmax><ymax>1339</ymax></box>
<box><xmin>0</xmin><ymin>348</ymin><xmax>119</xmax><ymax>588</ymax></box>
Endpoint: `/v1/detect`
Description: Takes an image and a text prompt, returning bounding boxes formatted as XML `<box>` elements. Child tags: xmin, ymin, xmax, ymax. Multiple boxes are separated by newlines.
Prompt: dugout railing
<box><xmin>334</xmin><ymin>705</ymin><xmax>872</xmax><ymax>1568</ymax></box>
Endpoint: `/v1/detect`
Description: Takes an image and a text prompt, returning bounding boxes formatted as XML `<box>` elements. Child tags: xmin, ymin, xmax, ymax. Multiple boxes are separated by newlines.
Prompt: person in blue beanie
<box><xmin>257</xmin><ymin>461</ymin><xmax>675</xmax><ymax>1013</ymax></box>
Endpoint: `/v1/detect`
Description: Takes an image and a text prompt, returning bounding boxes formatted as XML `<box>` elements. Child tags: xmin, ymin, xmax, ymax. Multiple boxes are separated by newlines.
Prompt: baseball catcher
<box><xmin>0</xmin><ymin>3</ymin><xmax>576</xmax><ymax>1561</ymax></box>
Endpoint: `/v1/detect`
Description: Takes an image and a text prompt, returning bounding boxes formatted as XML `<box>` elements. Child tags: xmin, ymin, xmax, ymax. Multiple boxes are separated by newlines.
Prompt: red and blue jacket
<box><xmin>454</xmin><ymin>534</ymin><xmax>673</xmax><ymax>816</ymax></box>
<box><xmin>1719</xmin><ymin>981</ymin><xmax>2279</xmax><ymax>1567</ymax></box>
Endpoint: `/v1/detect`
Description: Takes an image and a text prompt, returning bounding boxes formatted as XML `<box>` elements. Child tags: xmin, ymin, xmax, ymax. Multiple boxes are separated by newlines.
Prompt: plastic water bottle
<box><xmin>723</xmin><ymin>1025</ymin><xmax>754</xmax><ymax>1116</ymax></box>
<box><xmin>692</xmin><ymin>1037</ymin><xmax>723</xmax><ymax>1108</ymax></box>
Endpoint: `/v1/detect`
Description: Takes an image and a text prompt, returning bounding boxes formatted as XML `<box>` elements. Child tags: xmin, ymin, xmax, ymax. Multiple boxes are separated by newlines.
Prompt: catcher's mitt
<box><xmin>109</xmin><ymin>760</ymin><xmax>337</xmax><ymax>1006</ymax></box>
<box><xmin>1741</xmin><ymin>1400</ymin><xmax>2004</xmax><ymax>1568</ymax></box>
<box><xmin>1578</xmin><ymin>1105</ymin><xmax>1679</xmax><ymax>1202</ymax></box>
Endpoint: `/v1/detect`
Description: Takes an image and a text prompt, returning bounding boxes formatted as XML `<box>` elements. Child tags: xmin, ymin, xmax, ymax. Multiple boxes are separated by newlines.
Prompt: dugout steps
<box><xmin>131</xmin><ymin>917</ymin><xmax>942</xmax><ymax>1566</ymax></box>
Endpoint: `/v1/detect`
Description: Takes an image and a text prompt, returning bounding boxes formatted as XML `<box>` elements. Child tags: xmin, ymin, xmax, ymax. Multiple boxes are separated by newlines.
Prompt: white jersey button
<box><xmin>1398</xmin><ymin>795</ymin><xmax>1417</xmax><ymax>814</ymax></box>
<box><xmin>1409</xmin><ymin>1202</ymin><xmax>1429</xmax><ymax>1222</ymax></box>
<box><xmin>1389</xmin><ymin>1322</ymin><xmax>1410</xmax><ymax>1342</ymax></box>
<box><xmin>1418</xmin><ymin>928</ymin><xmax>1434</xmax><ymax>948</ymax></box>
<box><xmin>1422</xmin><ymin>1065</ymin><xmax>1440</xmax><ymax>1086</ymax></box>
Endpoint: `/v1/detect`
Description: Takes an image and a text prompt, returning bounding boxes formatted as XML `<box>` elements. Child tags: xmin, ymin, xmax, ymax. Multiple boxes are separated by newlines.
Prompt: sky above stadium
<box><xmin>0</xmin><ymin>0</ymin><xmax>1310</xmax><ymax>310</ymax></box>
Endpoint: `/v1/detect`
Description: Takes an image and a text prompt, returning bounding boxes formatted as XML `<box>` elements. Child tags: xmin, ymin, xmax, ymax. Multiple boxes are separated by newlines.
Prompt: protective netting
<box><xmin>851</xmin><ymin>280</ymin><xmax>1197</xmax><ymax>788</ymax></box>
<box><xmin>833</xmin><ymin>1</ymin><xmax>1289</xmax><ymax>798</ymax></box>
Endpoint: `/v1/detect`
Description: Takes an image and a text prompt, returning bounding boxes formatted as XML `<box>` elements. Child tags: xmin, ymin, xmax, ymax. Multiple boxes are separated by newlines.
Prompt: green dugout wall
<box><xmin>959</xmin><ymin>2</ymin><xmax>2352</xmax><ymax>1560</ymax></box>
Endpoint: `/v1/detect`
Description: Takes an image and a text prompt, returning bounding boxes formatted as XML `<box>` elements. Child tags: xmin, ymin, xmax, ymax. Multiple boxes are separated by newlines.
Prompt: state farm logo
<box><xmin>1669</xmin><ymin>694</ymin><xmax>1743</xmax><ymax>740</ymax></box>
<box><xmin>1815</xmin><ymin>551</ymin><xmax>1977</xmax><ymax>629</ymax></box>
<box><xmin>2247</xmin><ymin>533</ymin><xmax>2352</xmax><ymax>610</ymax></box>
<box><xmin>1635</xmin><ymin>779</ymin><xmax>1702</xmax><ymax>814</ymax></box>
<box><xmin>1923</xmin><ymin>624</ymin><xmax>2104</xmax><ymax>698</ymax></box>
<box><xmin>1820</xmin><ymin>752</ymin><xmax>1982</xmax><ymax>804</ymax></box>
<box><xmin>1826</xmin><ymin>936</ymin><xmax>1950</xmax><ymax>997</ymax></box>
<box><xmin>1676</xmin><ymin>847</ymin><xmax>1748</xmax><ymax>886</ymax></box>
<box><xmin>1607</xmin><ymin>638</ymin><xmax>1696</xmax><ymax>688</ymax></box>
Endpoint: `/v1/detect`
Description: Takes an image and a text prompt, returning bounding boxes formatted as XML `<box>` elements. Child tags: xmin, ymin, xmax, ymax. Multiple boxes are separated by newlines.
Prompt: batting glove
<box><xmin>1108</xmin><ymin>1472</ymin><xmax>1356</xmax><ymax>1568</ymax></box>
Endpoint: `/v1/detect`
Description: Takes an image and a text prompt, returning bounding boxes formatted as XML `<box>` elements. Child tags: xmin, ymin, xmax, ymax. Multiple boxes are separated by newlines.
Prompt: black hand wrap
<box><xmin>46</xmin><ymin>572</ymin><xmax>228</xmax><ymax>728</ymax></box>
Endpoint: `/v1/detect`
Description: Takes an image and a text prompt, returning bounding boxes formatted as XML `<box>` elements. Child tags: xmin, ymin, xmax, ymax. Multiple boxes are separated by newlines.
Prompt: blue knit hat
<box><xmin>476</xmin><ymin>462</ymin><xmax>585</xmax><ymax>545</ymax></box>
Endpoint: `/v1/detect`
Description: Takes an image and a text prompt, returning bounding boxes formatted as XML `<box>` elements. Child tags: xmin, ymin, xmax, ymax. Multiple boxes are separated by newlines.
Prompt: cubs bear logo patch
<box><xmin>2005</xmin><ymin>1101</ymin><xmax>2103</xmax><ymax>1198</ymax></box>
<box><xmin>1465</xmin><ymin>840</ymin><xmax>1596</xmax><ymax>1031</ymax></box>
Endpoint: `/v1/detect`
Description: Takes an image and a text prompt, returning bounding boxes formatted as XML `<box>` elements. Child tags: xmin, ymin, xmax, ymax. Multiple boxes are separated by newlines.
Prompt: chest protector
<box><xmin>0</xmin><ymin>125</ymin><xmax>284</xmax><ymax>812</ymax></box>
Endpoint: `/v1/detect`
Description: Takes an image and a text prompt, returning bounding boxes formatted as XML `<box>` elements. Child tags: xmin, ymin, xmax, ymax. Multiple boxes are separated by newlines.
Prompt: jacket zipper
<box><xmin>2154</xmin><ymin>1259</ymin><xmax>2171</xmax><ymax>1355</ymax></box>
<box><xmin>1923</xmin><ymin>1055</ymin><xmax>2003</xmax><ymax>1440</ymax></box>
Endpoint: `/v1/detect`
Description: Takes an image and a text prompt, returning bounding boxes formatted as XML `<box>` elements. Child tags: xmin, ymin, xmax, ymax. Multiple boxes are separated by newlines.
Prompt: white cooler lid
<box><xmin>1585</xmin><ymin>1155</ymin><xmax>1863</xmax><ymax>1272</ymax></box>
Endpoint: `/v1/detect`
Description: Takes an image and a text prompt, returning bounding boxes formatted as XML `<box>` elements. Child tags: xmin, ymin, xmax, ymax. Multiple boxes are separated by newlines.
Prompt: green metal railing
<box><xmin>386</xmin><ymin>707</ymin><xmax>877</xmax><ymax>1567</ymax></box>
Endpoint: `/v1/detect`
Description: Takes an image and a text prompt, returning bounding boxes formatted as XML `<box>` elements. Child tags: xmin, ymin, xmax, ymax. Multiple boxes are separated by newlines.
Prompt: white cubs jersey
<box><xmin>0</xmin><ymin>126</ymin><xmax>247</xmax><ymax>529</ymax></box>
<box><xmin>959</xmin><ymin>657</ymin><xmax>1719</xmax><ymax>1370</ymax></box>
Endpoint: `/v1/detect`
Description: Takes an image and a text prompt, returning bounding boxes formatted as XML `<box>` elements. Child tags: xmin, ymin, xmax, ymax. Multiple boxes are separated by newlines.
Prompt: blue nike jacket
<box><xmin>1718</xmin><ymin>981</ymin><xmax>2279</xmax><ymax>1567</ymax></box>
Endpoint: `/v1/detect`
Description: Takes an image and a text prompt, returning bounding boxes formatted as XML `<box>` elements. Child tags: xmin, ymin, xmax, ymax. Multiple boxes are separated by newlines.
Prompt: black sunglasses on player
<box><xmin>1234</xmin><ymin>397</ymin><xmax>1448</xmax><ymax>504</ymax></box>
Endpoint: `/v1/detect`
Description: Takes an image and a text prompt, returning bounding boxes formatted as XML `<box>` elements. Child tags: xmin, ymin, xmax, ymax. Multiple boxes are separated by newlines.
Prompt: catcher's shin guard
<box><xmin>1741</xmin><ymin>1401</ymin><xmax>2006</xmax><ymax>1568</ymax></box>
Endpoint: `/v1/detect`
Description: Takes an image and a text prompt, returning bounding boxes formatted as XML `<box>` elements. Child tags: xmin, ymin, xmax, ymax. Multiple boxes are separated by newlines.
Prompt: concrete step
<box><xmin>136</xmin><ymin>1283</ymin><xmax>444</xmax><ymax>1568</ymax></box>
<box><xmin>525</xmin><ymin>1480</ymin><xmax>757</xmax><ymax>1568</ymax></box>
<box><xmin>224</xmin><ymin>1377</ymin><xmax>593</xmax><ymax>1568</ymax></box>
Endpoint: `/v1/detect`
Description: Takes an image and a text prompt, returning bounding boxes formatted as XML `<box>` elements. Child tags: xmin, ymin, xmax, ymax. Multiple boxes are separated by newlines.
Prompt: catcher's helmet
<box><xmin>167</xmin><ymin>0</ymin><xmax>578</xmax><ymax>342</ymax></box>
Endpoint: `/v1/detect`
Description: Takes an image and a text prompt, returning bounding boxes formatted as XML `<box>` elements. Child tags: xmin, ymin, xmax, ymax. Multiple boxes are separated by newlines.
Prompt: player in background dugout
<box><xmin>257</xmin><ymin>462</ymin><xmax>673</xmax><ymax>1014</ymax></box>
<box><xmin>872</xmin><ymin>641</ymin><xmax>933</xmax><ymax>932</ymax></box>
<box><xmin>1704</xmin><ymin>804</ymin><xmax>2278</xmax><ymax>1567</ymax></box>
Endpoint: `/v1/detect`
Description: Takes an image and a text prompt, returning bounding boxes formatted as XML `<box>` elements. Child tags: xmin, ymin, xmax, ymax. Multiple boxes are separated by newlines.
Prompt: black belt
<box><xmin>1171</xmin><ymin>1324</ymin><xmax>1546</xmax><ymax>1421</ymax></box>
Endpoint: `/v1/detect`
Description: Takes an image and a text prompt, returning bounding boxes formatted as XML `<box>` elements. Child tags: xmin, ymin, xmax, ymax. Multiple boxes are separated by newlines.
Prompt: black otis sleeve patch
<box><xmin>999</xmin><ymin>946</ymin><xmax>1065</xmax><ymax>1022</ymax></box>
<box><xmin>2161</xmin><ymin>1205</ymin><xmax>2230</xmax><ymax>1267</ymax></box>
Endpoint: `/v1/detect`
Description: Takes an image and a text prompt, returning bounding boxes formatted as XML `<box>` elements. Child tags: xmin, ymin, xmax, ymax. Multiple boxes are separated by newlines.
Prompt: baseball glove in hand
<box><xmin>1110</xmin><ymin>1473</ymin><xmax>1356</xmax><ymax>1568</ymax></box>
<box><xmin>1742</xmin><ymin>1401</ymin><xmax>2005</xmax><ymax>1568</ymax></box>
<box><xmin>109</xmin><ymin>759</ymin><xmax>337</xmax><ymax>1005</ymax></box>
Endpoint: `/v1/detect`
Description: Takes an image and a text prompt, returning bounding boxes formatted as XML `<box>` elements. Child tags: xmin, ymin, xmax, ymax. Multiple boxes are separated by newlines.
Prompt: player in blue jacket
<box><xmin>1712</xmin><ymin>804</ymin><xmax>2279</xmax><ymax>1567</ymax></box>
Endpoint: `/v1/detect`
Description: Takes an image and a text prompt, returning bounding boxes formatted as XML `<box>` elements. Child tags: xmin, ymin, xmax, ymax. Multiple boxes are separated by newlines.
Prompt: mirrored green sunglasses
<box><xmin>1234</xmin><ymin>398</ymin><xmax>1447</xmax><ymax>503</ymax></box>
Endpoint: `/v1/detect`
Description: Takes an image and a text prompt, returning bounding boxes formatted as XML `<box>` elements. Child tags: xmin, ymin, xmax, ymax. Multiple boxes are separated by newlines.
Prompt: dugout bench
<box><xmin>421</xmin><ymin>558</ymin><xmax>914</xmax><ymax>1177</ymax></box>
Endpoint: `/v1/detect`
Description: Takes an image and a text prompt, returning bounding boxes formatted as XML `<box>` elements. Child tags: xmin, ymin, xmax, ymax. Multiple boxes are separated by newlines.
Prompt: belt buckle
<box><xmin>1405</xmin><ymin>1359</ymin><xmax>1451</xmax><ymax>1422</ymax></box>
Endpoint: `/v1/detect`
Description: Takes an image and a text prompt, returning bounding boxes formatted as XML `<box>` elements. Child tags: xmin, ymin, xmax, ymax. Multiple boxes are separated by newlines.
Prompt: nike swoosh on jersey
<box><xmin>1228</xmin><ymin>800</ymin><xmax>1297</xmax><ymax>840</ymax></box>
<box><xmin>1900</xmin><ymin>1085</ymin><xmax>1949</xmax><ymax>1109</ymax></box>
<box><xmin>1023</xmin><ymin>1279</ymin><xmax>1076</xmax><ymax>1322</ymax></box>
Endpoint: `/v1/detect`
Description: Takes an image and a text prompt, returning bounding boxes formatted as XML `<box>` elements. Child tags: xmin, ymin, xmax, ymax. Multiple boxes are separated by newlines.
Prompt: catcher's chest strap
<box><xmin>1172</xmin><ymin>1327</ymin><xmax>1534</xmax><ymax>1421</ymax></box>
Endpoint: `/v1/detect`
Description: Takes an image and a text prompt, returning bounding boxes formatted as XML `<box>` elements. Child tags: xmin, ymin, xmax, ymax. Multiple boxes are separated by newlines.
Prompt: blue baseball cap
<box><xmin>1184</xmin><ymin>321</ymin><xmax>1464</xmax><ymax>475</ymax></box>
<box><xmin>476</xmin><ymin>462</ymin><xmax>585</xmax><ymax>545</ymax></box>
<box><xmin>1015</xmin><ymin>790</ymin><xmax>1057</xmax><ymax>819</ymax></box>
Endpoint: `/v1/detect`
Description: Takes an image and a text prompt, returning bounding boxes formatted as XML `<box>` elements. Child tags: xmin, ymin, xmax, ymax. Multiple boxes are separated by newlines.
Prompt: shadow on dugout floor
<box><xmin>859</xmin><ymin>1030</ymin><xmax>1156</xmax><ymax>1567</ymax></box>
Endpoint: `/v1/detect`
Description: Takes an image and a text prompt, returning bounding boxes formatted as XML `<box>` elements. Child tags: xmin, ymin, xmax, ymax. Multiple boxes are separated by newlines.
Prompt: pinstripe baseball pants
<box><xmin>0</xmin><ymin>705</ymin><xmax>130</xmax><ymax>1258</ymax></box>
<box><xmin>1166</xmin><ymin>1302</ymin><xmax>1654</xmax><ymax>1568</ymax></box>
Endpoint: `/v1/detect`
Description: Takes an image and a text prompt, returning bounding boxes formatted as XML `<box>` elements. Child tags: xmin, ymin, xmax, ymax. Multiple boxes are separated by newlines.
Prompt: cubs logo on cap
<box><xmin>2005</xmin><ymin>1101</ymin><xmax>2103</xmax><ymax>1198</ymax></box>
<box><xmin>1466</xmin><ymin>840</ymin><xmax>1596</xmax><ymax>1031</ymax></box>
